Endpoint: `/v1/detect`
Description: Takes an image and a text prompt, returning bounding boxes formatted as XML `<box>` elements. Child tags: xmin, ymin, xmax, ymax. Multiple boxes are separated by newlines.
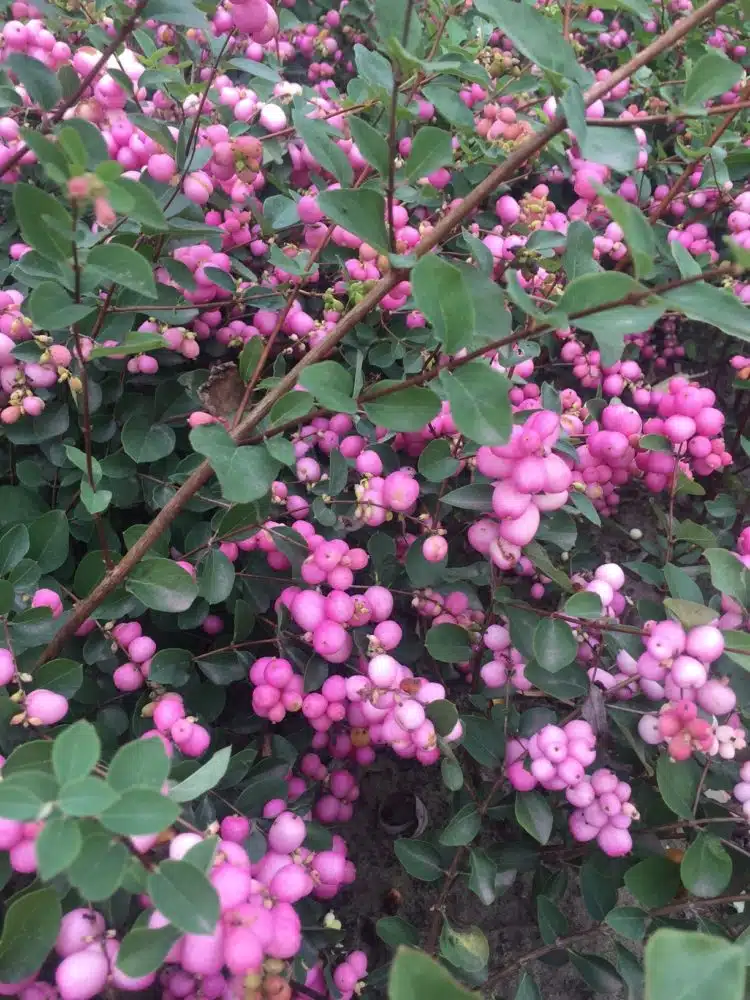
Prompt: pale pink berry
<box><xmin>268</xmin><ymin>812</ymin><xmax>306</xmax><ymax>854</ymax></box>
<box><xmin>25</xmin><ymin>689</ymin><xmax>68</xmax><ymax>725</ymax></box>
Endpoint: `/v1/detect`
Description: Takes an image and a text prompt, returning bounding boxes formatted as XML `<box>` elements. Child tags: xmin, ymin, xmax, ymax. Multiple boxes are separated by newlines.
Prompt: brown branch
<box><xmin>594</xmin><ymin>98</ymin><xmax>750</xmax><ymax>126</ymax></box>
<box><xmin>35</xmin><ymin>0</ymin><xmax>731</xmax><ymax>665</ymax></box>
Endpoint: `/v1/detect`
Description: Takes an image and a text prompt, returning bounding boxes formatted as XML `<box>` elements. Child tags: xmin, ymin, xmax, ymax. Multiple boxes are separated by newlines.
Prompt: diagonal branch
<box><xmin>35</xmin><ymin>0</ymin><xmax>731</xmax><ymax>665</ymax></box>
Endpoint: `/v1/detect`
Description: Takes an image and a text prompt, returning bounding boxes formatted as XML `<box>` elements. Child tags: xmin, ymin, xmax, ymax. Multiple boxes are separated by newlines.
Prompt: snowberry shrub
<box><xmin>0</xmin><ymin>0</ymin><xmax>750</xmax><ymax>997</ymax></box>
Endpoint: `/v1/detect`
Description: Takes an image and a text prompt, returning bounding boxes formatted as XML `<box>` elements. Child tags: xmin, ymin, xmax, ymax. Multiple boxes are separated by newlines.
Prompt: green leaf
<box><xmin>663</xmin><ymin>283</ymin><xmax>750</xmax><ymax>342</ymax></box>
<box><xmin>533</xmin><ymin>617</ymin><xmax>578</xmax><ymax>672</ymax></box>
<box><xmin>440</xmin><ymin>919</ymin><xmax>489</xmax><ymax>974</ymax></box>
<box><xmin>197</xmin><ymin>550</ymin><xmax>235</xmax><ymax>605</ymax></box>
<box><xmin>640</xmin><ymin>433</ymin><xmax>673</xmax><ymax>453</ymax></box>
<box><xmin>564</xmin><ymin>221</ymin><xmax>601</xmax><ymax>281</ymax></box>
<box><xmin>143</xmin><ymin>0</ymin><xmax>207</xmax><ymax>27</ymax></box>
<box><xmin>86</xmin><ymin>244</ymin><xmax>157</xmax><ymax>299</ymax></box>
<box><xmin>422</xmin><ymin>83</ymin><xmax>474</xmax><ymax>128</ymax></box>
<box><xmin>190</xmin><ymin>425</ymin><xmax>279</xmax><ymax>503</ymax></box>
<box><xmin>674</xmin><ymin>520</ymin><xmax>717</xmax><ymax>548</ymax></box>
<box><xmin>125</xmin><ymin>558</ymin><xmax>198</xmax><ymax>613</ymax></box>
<box><xmin>2</xmin><ymin>742</ymin><xmax>52</xmax><ymax>778</ymax></box>
<box><xmin>376</xmin><ymin>916</ymin><xmax>420</xmax><ymax>950</ymax></box>
<box><xmin>183</xmin><ymin>835</ymin><xmax>218</xmax><ymax>872</ymax></box>
<box><xmin>557</xmin><ymin>273</ymin><xmax>665</xmax><ymax>366</ymax></box>
<box><xmin>523</xmin><ymin>541</ymin><xmax>575</xmax><ymax>593</ymax></box>
<box><xmin>440</xmin><ymin>803</ymin><xmax>481</xmax><ymax>847</ymax></box>
<box><xmin>0</xmin><ymin>779</ymin><xmax>45</xmax><ymax>820</ymax></box>
<box><xmin>604</xmin><ymin>906</ymin><xmax>649</xmax><ymax>941</ymax></box>
<box><xmin>6</xmin><ymin>53</ymin><xmax>61</xmax><ymax>110</ymax></box>
<box><xmin>52</xmin><ymin>720</ymin><xmax>100</xmax><ymax>784</ymax></box>
<box><xmin>724</xmin><ymin>630</ymin><xmax>750</xmax><ymax>670</ymax></box>
<box><xmin>441</xmin><ymin>757</ymin><xmax>464</xmax><ymax>791</ymax></box>
<box><xmin>108</xmin><ymin>737</ymin><xmax>170</xmax><ymax>792</ymax></box>
<box><xmin>656</xmin><ymin>753</ymin><xmax>702</xmax><ymax>818</ymax></box>
<box><xmin>412</xmin><ymin>255</ymin><xmax>474</xmax><ymax>354</ymax></box>
<box><xmin>353</xmin><ymin>43</ymin><xmax>393</xmax><ymax>92</ymax></box>
<box><xmin>564</xmin><ymin>591</ymin><xmax>602</xmax><ymax>619</ymax></box>
<box><xmin>680</xmin><ymin>833</ymin><xmax>732</xmax><ymax>898</ymax></box>
<box><xmin>68</xmin><ymin>832</ymin><xmax>128</xmax><ymax>900</ymax></box>
<box><xmin>580</xmin><ymin>127</ymin><xmax>639</xmax><ymax>172</ymax></box>
<box><xmin>121</xmin><ymin>416</ymin><xmax>176</xmax><ymax>464</ymax></box>
<box><xmin>269</xmin><ymin>390</ymin><xmax>314</xmax><ymax>427</ymax></box>
<box><xmin>418</xmin><ymin>439</ymin><xmax>460</xmax><ymax>482</ymax></box>
<box><xmin>561</xmin><ymin>83</ymin><xmax>588</xmax><ymax>146</ymax></box>
<box><xmin>295</xmin><ymin>116</ymin><xmax>353</xmax><ymax>186</ymax></box>
<box><xmin>645</xmin><ymin>929</ymin><xmax>745</xmax><ymax>1000</ymax></box>
<box><xmin>459</xmin><ymin>264</ymin><xmax>511</xmax><ymax>345</ymax></box>
<box><xmin>538</xmin><ymin>894</ymin><xmax>568</xmax><ymax>943</ymax></box>
<box><xmin>27</xmin><ymin>510</ymin><xmax>69</xmax><ymax>572</ymax></box>
<box><xmin>101</xmin><ymin>787</ymin><xmax>179</xmax><ymax>835</ymax></box>
<box><xmin>0</xmin><ymin>887</ymin><xmax>61</xmax><ymax>983</ymax></box>
<box><xmin>663</xmin><ymin>563</ymin><xmax>703</xmax><ymax>603</ymax></box>
<box><xmin>348</xmin><ymin>116</ymin><xmax>390</xmax><ymax>176</ymax></box>
<box><xmin>116</xmin><ymin>925</ymin><xmax>182</xmax><ymax>979</ymax></box>
<box><xmin>460</xmin><ymin>715</ymin><xmax>505</xmax><ymax>767</ymax></box>
<box><xmin>374</xmin><ymin>0</ymin><xmax>424</xmax><ymax>48</ymax></box>
<box><xmin>683</xmin><ymin>51</ymin><xmax>743</xmax><ymax>106</ymax></box>
<box><xmin>704</xmin><ymin>548</ymin><xmax>750</xmax><ymax>607</ymax></box>
<box><xmin>0</xmin><ymin>524</ymin><xmax>29</xmax><ymax>576</ymax></box>
<box><xmin>13</xmin><ymin>184</ymin><xmax>72</xmax><ymax>263</ymax></box>
<box><xmin>389</xmin><ymin>947</ymin><xmax>476</xmax><ymax>1000</ymax></box>
<box><xmin>80</xmin><ymin>482</ymin><xmax>112</xmax><ymax>516</ymax></box>
<box><xmin>27</xmin><ymin>282</ymin><xmax>96</xmax><ymax>329</ymax></box>
<box><xmin>364</xmin><ymin>385</ymin><xmax>441</xmax><ymax>431</ymax></box>
<box><xmin>671</xmin><ymin>238</ymin><xmax>703</xmax><ymax>278</ymax></box>
<box><xmin>426</xmin><ymin>700</ymin><xmax>459</xmax><ymax>737</ymax></box>
<box><xmin>170</xmin><ymin>746</ymin><xmax>231</xmax><ymax>802</ymax></box>
<box><xmin>394</xmin><ymin>839</ymin><xmax>443</xmax><ymax>881</ymax></box>
<box><xmin>438</xmin><ymin>362</ymin><xmax>511</xmax><ymax>445</ymax></box>
<box><xmin>59</xmin><ymin>776</ymin><xmax>120</xmax><ymax>817</ymax></box>
<box><xmin>317</xmin><ymin>188</ymin><xmax>388</xmax><ymax>252</ymax></box>
<box><xmin>474</xmin><ymin>0</ymin><xmax>590</xmax><ymax>85</ymax></box>
<box><xmin>404</xmin><ymin>127</ymin><xmax>455</xmax><ymax>181</ymax></box>
<box><xmin>110</xmin><ymin>177</ymin><xmax>168</xmax><ymax>230</ymax></box>
<box><xmin>425</xmin><ymin>623</ymin><xmax>472</xmax><ymax>662</ymax></box>
<box><xmin>298</xmin><ymin>361</ymin><xmax>356</xmax><ymax>413</ymax></box>
<box><xmin>515</xmin><ymin>790</ymin><xmax>553</xmax><ymax>844</ymax></box>
<box><xmin>35</xmin><ymin>815</ymin><xmax>82</xmax><ymax>880</ymax></box>
<box><xmin>599</xmin><ymin>192</ymin><xmax>656</xmax><ymax>279</ymax></box>
<box><xmin>147</xmin><ymin>860</ymin><xmax>220</xmax><ymax>935</ymax></box>
<box><xmin>440</xmin><ymin>484</ymin><xmax>494</xmax><ymax>512</ymax></box>
<box><xmin>515</xmin><ymin>973</ymin><xmax>542</xmax><ymax>1000</ymax></box>
<box><xmin>468</xmin><ymin>849</ymin><xmax>515</xmax><ymax>905</ymax></box>
<box><xmin>664</xmin><ymin>598</ymin><xmax>716</xmax><ymax>629</ymax></box>
<box><xmin>260</xmin><ymin>194</ymin><xmax>298</xmax><ymax>231</ymax></box>
<box><xmin>569</xmin><ymin>952</ymin><xmax>624</xmax><ymax>993</ymax></box>
<box><xmin>238</xmin><ymin>337</ymin><xmax>263</xmax><ymax>382</ymax></box>
<box><xmin>624</xmin><ymin>856</ymin><xmax>681</xmax><ymax>908</ymax></box>
<box><xmin>90</xmin><ymin>331</ymin><xmax>167</xmax><ymax>358</ymax></box>
<box><xmin>581</xmin><ymin>854</ymin><xmax>627</xmax><ymax>921</ymax></box>
<box><xmin>234</xmin><ymin>770</ymin><xmax>286</xmax><ymax>815</ymax></box>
